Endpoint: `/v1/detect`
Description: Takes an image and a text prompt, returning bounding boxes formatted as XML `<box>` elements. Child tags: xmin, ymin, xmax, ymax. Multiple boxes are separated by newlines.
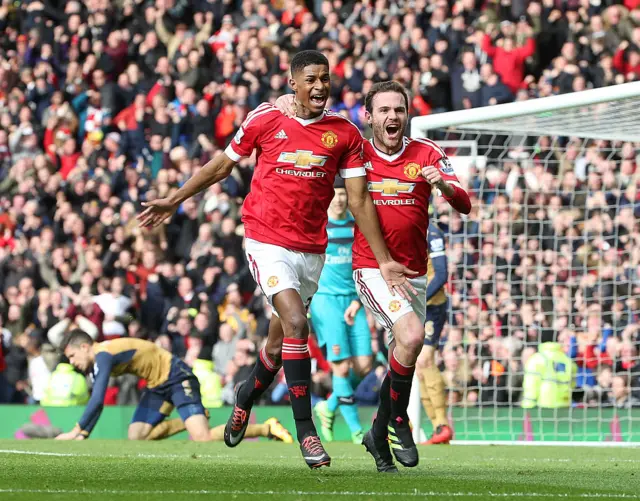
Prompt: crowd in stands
<box><xmin>0</xmin><ymin>0</ymin><xmax>638</xmax><ymax>411</ymax></box>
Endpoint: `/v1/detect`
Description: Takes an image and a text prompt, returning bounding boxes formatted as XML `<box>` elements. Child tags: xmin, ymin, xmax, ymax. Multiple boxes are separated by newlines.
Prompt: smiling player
<box><xmin>352</xmin><ymin>81</ymin><xmax>471</xmax><ymax>472</ymax></box>
<box><xmin>138</xmin><ymin>51</ymin><xmax>416</xmax><ymax>469</ymax></box>
<box><xmin>274</xmin><ymin>82</ymin><xmax>471</xmax><ymax>469</ymax></box>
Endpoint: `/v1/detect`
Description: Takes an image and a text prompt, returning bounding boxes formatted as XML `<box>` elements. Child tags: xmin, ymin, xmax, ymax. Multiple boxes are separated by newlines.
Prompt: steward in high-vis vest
<box><xmin>192</xmin><ymin>358</ymin><xmax>223</xmax><ymax>408</ymax></box>
<box><xmin>522</xmin><ymin>330</ymin><xmax>577</xmax><ymax>409</ymax></box>
<box><xmin>41</xmin><ymin>363</ymin><xmax>89</xmax><ymax>406</ymax></box>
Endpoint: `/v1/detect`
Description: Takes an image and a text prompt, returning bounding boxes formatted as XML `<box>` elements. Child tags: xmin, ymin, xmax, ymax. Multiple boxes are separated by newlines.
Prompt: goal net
<box><xmin>408</xmin><ymin>82</ymin><xmax>640</xmax><ymax>445</ymax></box>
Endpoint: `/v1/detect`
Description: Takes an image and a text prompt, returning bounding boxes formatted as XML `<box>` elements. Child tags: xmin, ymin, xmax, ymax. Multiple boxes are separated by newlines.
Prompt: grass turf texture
<box><xmin>0</xmin><ymin>439</ymin><xmax>638</xmax><ymax>500</ymax></box>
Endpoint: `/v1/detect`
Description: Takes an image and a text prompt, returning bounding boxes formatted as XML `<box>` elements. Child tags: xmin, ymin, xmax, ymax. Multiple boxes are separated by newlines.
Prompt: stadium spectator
<box><xmin>213</xmin><ymin>322</ymin><xmax>237</xmax><ymax>379</ymax></box>
<box><xmin>610</xmin><ymin>375</ymin><xmax>640</xmax><ymax>408</ymax></box>
<box><xmin>0</xmin><ymin>319</ymin><xmax>11</xmax><ymax>403</ymax></box>
<box><xmin>20</xmin><ymin>330</ymin><xmax>52</xmax><ymax>404</ymax></box>
<box><xmin>481</xmin><ymin>22</ymin><xmax>536</xmax><ymax>94</ymax></box>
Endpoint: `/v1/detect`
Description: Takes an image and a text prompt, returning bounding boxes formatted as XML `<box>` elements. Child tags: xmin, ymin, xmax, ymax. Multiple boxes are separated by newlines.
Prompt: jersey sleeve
<box><xmin>432</xmin><ymin>153</ymin><xmax>472</xmax><ymax>214</ymax></box>
<box><xmin>224</xmin><ymin>104</ymin><xmax>271</xmax><ymax>162</ymax></box>
<box><xmin>435</xmin><ymin>156</ymin><xmax>462</xmax><ymax>188</ymax></box>
<box><xmin>339</xmin><ymin>128</ymin><xmax>366</xmax><ymax>179</ymax></box>
<box><xmin>426</xmin><ymin>232</ymin><xmax>448</xmax><ymax>301</ymax></box>
<box><xmin>427</xmin><ymin>232</ymin><xmax>449</xmax><ymax>301</ymax></box>
<box><xmin>427</xmin><ymin>231</ymin><xmax>446</xmax><ymax>259</ymax></box>
<box><xmin>76</xmin><ymin>351</ymin><xmax>112</xmax><ymax>435</ymax></box>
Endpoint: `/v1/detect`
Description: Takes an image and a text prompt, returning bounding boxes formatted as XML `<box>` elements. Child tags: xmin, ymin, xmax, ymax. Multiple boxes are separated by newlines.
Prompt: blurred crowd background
<box><xmin>0</xmin><ymin>0</ymin><xmax>638</xmax><ymax>412</ymax></box>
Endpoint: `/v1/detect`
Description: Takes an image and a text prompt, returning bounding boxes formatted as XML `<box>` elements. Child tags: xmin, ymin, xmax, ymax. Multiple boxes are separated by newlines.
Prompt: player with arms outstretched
<box><xmin>138</xmin><ymin>51</ymin><xmax>415</xmax><ymax>469</ymax></box>
<box><xmin>352</xmin><ymin>81</ymin><xmax>471</xmax><ymax>472</ymax></box>
<box><xmin>311</xmin><ymin>177</ymin><xmax>373</xmax><ymax>444</ymax></box>
<box><xmin>56</xmin><ymin>330</ymin><xmax>293</xmax><ymax>443</ymax></box>
<box><xmin>416</xmin><ymin>224</ymin><xmax>454</xmax><ymax>445</ymax></box>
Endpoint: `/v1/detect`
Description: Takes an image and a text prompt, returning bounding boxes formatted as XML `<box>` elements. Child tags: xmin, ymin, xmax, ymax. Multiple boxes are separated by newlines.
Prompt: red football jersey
<box><xmin>225</xmin><ymin>105</ymin><xmax>365</xmax><ymax>254</ymax></box>
<box><xmin>352</xmin><ymin>137</ymin><xmax>462</xmax><ymax>276</ymax></box>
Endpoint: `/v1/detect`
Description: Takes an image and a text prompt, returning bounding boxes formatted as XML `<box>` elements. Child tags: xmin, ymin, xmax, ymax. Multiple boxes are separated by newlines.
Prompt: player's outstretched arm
<box><xmin>137</xmin><ymin>153</ymin><xmax>237</xmax><ymax>228</ymax></box>
<box><xmin>55</xmin><ymin>352</ymin><xmax>113</xmax><ymax>440</ymax></box>
<box><xmin>345</xmin><ymin>176</ymin><xmax>418</xmax><ymax>300</ymax></box>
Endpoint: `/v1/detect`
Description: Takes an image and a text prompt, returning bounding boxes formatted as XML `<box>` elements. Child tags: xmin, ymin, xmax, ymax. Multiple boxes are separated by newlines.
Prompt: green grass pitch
<box><xmin>0</xmin><ymin>439</ymin><xmax>638</xmax><ymax>500</ymax></box>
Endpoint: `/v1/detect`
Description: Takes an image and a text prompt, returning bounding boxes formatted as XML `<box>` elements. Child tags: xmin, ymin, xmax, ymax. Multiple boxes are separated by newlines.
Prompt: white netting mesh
<box><xmin>409</xmin><ymin>125</ymin><xmax>640</xmax><ymax>442</ymax></box>
<box><xmin>451</xmin><ymin>98</ymin><xmax>640</xmax><ymax>143</ymax></box>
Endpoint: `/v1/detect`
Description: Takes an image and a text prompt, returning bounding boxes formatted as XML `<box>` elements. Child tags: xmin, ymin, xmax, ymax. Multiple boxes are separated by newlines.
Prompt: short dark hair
<box><xmin>290</xmin><ymin>50</ymin><xmax>329</xmax><ymax>76</ymax></box>
<box><xmin>63</xmin><ymin>329</ymin><xmax>94</xmax><ymax>349</ymax></box>
<box><xmin>365</xmin><ymin>81</ymin><xmax>409</xmax><ymax>114</ymax></box>
<box><xmin>333</xmin><ymin>176</ymin><xmax>346</xmax><ymax>189</ymax></box>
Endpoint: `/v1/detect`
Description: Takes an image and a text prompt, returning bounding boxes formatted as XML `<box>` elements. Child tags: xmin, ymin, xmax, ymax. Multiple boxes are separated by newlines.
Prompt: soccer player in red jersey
<box><xmin>352</xmin><ymin>81</ymin><xmax>471</xmax><ymax>472</ymax></box>
<box><xmin>138</xmin><ymin>52</ymin><xmax>416</xmax><ymax>469</ymax></box>
<box><xmin>275</xmin><ymin>81</ymin><xmax>469</xmax><ymax>469</ymax></box>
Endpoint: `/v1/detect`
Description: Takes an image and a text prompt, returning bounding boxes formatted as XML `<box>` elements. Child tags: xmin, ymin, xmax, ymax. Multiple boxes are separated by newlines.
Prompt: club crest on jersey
<box><xmin>368</xmin><ymin>178</ymin><xmax>416</xmax><ymax>196</ymax></box>
<box><xmin>389</xmin><ymin>300</ymin><xmax>401</xmax><ymax>313</ymax></box>
<box><xmin>321</xmin><ymin>131</ymin><xmax>338</xmax><ymax>149</ymax></box>
<box><xmin>277</xmin><ymin>150</ymin><xmax>327</xmax><ymax>169</ymax></box>
<box><xmin>267</xmin><ymin>276</ymin><xmax>279</xmax><ymax>288</ymax></box>
<box><xmin>403</xmin><ymin>162</ymin><xmax>421</xmax><ymax>180</ymax></box>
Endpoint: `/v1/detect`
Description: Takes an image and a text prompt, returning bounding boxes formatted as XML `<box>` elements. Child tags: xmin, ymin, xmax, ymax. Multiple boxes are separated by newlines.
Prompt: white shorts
<box><xmin>245</xmin><ymin>238</ymin><xmax>325</xmax><ymax>317</ymax></box>
<box><xmin>353</xmin><ymin>268</ymin><xmax>427</xmax><ymax>341</ymax></box>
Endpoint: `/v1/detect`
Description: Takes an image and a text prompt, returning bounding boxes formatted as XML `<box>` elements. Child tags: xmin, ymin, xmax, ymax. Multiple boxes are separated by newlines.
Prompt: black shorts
<box><xmin>424</xmin><ymin>301</ymin><xmax>448</xmax><ymax>348</ymax></box>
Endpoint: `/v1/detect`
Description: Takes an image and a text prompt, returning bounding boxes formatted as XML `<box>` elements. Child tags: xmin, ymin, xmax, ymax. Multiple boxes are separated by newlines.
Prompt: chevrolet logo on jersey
<box><xmin>368</xmin><ymin>179</ymin><xmax>416</xmax><ymax>196</ymax></box>
<box><xmin>278</xmin><ymin>150</ymin><xmax>328</xmax><ymax>169</ymax></box>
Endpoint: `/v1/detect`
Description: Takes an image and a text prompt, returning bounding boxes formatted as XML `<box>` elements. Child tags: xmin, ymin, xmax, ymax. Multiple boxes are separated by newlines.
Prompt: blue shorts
<box><xmin>310</xmin><ymin>293</ymin><xmax>372</xmax><ymax>362</ymax></box>
<box><xmin>424</xmin><ymin>301</ymin><xmax>448</xmax><ymax>348</ymax></box>
<box><xmin>131</xmin><ymin>357</ymin><xmax>206</xmax><ymax>426</ymax></box>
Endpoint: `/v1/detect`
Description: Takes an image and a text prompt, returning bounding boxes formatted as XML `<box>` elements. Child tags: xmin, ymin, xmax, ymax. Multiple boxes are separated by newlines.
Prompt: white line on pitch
<box><xmin>2</xmin><ymin>449</ymin><xmax>640</xmax><ymax>464</ymax></box>
<box><xmin>451</xmin><ymin>441</ymin><xmax>640</xmax><ymax>448</ymax></box>
<box><xmin>0</xmin><ymin>449</ymin><xmax>373</xmax><ymax>461</ymax></box>
<box><xmin>0</xmin><ymin>449</ymin><xmax>78</xmax><ymax>456</ymax></box>
<box><xmin>0</xmin><ymin>489</ymin><xmax>638</xmax><ymax>498</ymax></box>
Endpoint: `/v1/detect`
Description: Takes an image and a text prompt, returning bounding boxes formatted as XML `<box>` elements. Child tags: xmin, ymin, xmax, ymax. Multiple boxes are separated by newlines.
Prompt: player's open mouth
<box><xmin>386</xmin><ymin>124</ymin><xmax>400</xmax><ymax>139</ymax></box>
<box><xmin>310</xmin><ymin>94</ymin><xmax>326</xmax><ymax>106</ymax></box>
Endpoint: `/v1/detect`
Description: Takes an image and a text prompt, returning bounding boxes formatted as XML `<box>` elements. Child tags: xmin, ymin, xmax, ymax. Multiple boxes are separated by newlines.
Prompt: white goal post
<box><xmin>411</xmin><ymin>81</ymin><xmax>640</xmax><ymax>141</ymax></box>
<box><xmin>408</xmin><ymin>81</ymin><xmax>640</xmax><ymax>445</ymax></box>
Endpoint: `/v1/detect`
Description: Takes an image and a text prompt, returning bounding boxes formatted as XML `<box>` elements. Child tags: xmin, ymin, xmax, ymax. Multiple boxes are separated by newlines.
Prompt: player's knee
<box><xmin>265</xmin><ymin>337</ymin><xmax>283</xmax><ymax>364</ymax></box>
<box><xmin>128</xmin><ymin>427</ymin><xmax>148</xmax><ymax>441</ymax></box>
<box><xmin>191</xmin><ymin>429</ymin><xmax>211</xmax><ymax>442</ymax></box>
<box><xmin>421</xmin><ymin>356</ymin><xmax>435</xmax><ymax>370</ymax></box>
<box><xmin>353</xmin><ymin>360</ymin><xmax>372</xmax><ymax>377</ymax></box>
<box><xmin>400</xmin><ymin>328</ymin><xmax>425</xmax><ymax>359</ymax></box>
<box><xmin>281</xmin><ymin>310</ymin><xmax>308</xmax><ymax>339</ymax></box>
<box><xmin>185</xmin><ymin>415</ymin><xmax>212</xmax><ymax>442</ymax></box>
<box><xmin>420</xmin><ymin>357</ymin><xmax>435</xmax><ymax>370</ymax></box>
<box><xmin>331</xmin><ymin>360</ymin><xmax>350</xmax><ymax>377</ymax></box>
<box><xmin>418</xmin><ymin>346</ymin><xmax>436</xmax><ymax>369</ymax></box>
